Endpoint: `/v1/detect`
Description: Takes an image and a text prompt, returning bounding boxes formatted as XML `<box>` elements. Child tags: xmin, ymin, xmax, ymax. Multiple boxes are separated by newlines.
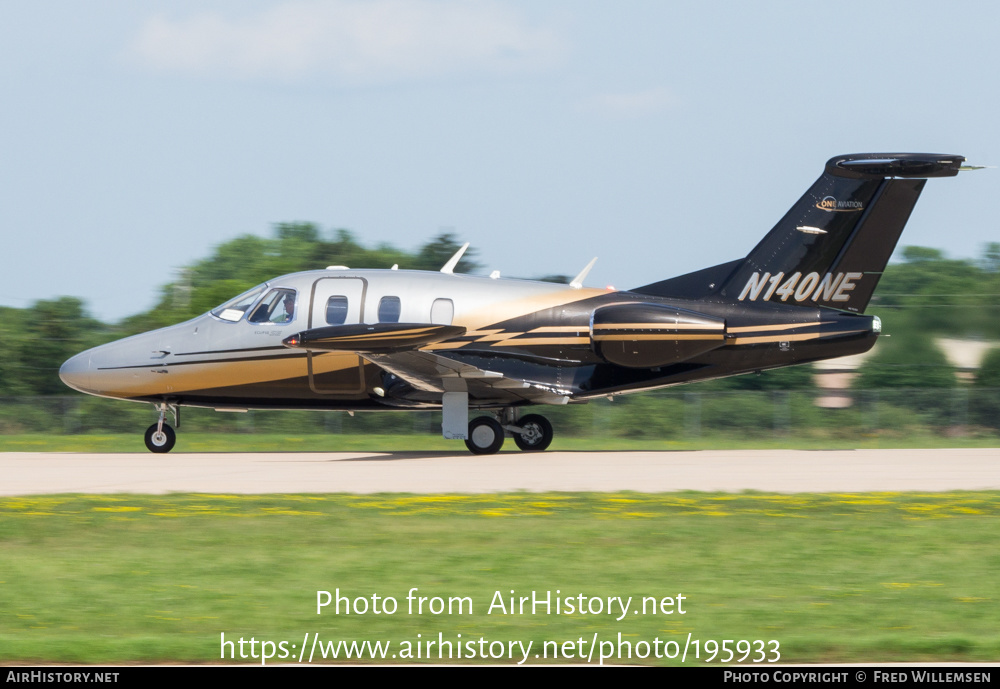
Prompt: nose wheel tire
<box><xmin>465</xmin><ymin>417</ymin><xmax>504</xmax><ymax>455</ymax></box>
<box><xmin>144</xmin><ymin>423</ymin><xmax>176</xmax><ymax>453</ymax></box>
<box><xmin>513</xmin><ymin>414</ymin><xmax>553</xmax><ymax>452</ymax></box>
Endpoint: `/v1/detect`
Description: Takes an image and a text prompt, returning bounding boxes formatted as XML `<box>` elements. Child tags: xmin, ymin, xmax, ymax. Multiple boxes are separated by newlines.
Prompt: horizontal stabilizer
<box><xmin>283</xmin><ymin>323</ymin><xmax>466</xmax><ymax>353</ymax></box>
<box><xmin>591</xmin><ymin>303</ymin><xmax>726</xmax><ymax>368</ymax></box>
<box><xmin>827</xmin><ymin>153</ymin><xmax>965</xmax><ymax>179</ymax></box>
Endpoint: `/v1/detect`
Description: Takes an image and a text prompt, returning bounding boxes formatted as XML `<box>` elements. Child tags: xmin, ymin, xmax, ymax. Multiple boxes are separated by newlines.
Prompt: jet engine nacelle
<box><xmin>590</xmin><ymin>303</ymin><xmax>726</xmax><ymax>368</ymax></box>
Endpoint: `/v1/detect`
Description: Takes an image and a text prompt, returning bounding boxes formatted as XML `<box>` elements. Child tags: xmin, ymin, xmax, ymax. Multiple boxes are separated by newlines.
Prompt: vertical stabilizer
<box><xmin>637</xmin><ymin>153</ymin><xmax>965</xmax><ymax>312</ymax></box>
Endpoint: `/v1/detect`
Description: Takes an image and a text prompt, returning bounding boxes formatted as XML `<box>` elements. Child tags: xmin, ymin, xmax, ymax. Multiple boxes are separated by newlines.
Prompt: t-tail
<box><xmin>636</xmin><ymin>153</ymin><xmax>968</xmax><ymax>312</ymax></box>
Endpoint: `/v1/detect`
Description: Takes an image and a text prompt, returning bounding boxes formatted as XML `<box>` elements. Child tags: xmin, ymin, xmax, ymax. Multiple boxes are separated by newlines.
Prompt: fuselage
<box><xmin>59</xmin><ymin>267</ymin><xmax>879</xmax><ymax>412</ymax></box>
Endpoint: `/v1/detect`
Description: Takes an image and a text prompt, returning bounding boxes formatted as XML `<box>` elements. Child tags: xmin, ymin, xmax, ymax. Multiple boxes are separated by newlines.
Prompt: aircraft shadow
<box><xmin>252</xmin><ymin>449</ymin><xmax>694</xmax><ymax>462</ymax></box>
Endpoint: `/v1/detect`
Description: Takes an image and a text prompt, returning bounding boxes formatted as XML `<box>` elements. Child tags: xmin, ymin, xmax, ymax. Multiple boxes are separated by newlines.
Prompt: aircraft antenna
<box><xmin>440</xmin><ymin>242</ymin><xmax>470</xmax><ymax>274</ymax></box>
<box><xmin>570</xmin><ymin>257</ymin><xmax>598</xmax><ymax>289</ymax></box>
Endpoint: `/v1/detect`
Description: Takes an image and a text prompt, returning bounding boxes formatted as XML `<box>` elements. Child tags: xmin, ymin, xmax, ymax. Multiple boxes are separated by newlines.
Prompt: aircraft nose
<box><xmin>59</xmin><ymin>352</ymin><xmax>93</xmax><ymax>393</ymax></box>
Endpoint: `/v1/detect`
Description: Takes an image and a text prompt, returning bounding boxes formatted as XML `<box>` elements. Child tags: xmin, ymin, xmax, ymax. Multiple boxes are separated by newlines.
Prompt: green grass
<box><xmin>1</xmin><ymin>492</ymin><xmax>998</xmax><ymax>664</ymax></box>
<box><xmin>2</xmin><ymin>432</ymin><xmax>999</xmax><ymax>453</ymax></box>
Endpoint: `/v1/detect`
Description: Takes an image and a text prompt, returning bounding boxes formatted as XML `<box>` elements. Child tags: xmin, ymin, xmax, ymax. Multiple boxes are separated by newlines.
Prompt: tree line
<box><xmin>0</xmin><ymin>225</ymin><xmax>480</xmax><ymax>396</ymax></box>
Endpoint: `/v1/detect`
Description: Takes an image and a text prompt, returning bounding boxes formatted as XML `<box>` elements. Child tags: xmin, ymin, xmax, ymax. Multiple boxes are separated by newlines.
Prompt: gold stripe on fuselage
<box><xmin>729</xmin><ymin>329</ymin><xmax>866</xmax><ymax>345</ymax></box>
<box><xmin>592</xmin><ymin>322</ymin><xmax>725</xmax><ymax>331</ymax></box>
<box><xmin>469</xmin><ymin>330</ymin><xmax>512</xmax><ymax>342</ymax></box>
<box><xmin>594</xmin><ymin>334</ymin><xmax>726</xmax><ymax>341</ymax></box>
<box><xmin>490</xmin><ymin>337</ymin><xmax>591</xmax><ymax>347</ymax></box>
<box><xmin>312</xmin><ymin>327</ymin><xmax>440</xmax><ymax>344</ymax></box>
<box><xmin>96</xmin><ymin>350</ymin><xmax>359</xmax><ymax>398</ymax></box>
<box><xmin>727</xmin><ymin>322</ymin><xmax>828</xmax><ymax>333</ymax></box>
<box><xmin>422</xmin><ymin>341</ymin><xmax>469</xmax><ymax>350</ymax></box>
<box><xmin>527</xmin><ymin>326</ymin><xmax>590</xmax><ymax>333</ymax></box>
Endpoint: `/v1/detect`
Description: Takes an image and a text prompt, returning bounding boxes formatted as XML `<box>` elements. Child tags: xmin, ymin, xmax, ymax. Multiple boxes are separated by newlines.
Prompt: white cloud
<box><xmin>129</xmin><ymin>0</ymin><xmax>565</xmax><ymax>83</ymax></box>
<box><xmin>584</xmin><ymin>87</ymin><xmax>678</xmax><ymax>118</ymax></box>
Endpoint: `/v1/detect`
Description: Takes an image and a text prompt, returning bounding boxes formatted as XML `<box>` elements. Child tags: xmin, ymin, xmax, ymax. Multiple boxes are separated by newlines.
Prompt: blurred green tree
<box><xmin>854</xmin><ymin>330</ymin><xmax>956</xmax><ymax>389</ymax></box>
<box><xmin>411</xmin><ymin>232</ymin><xmax>480</xmax><ymax>273</ymax></box>
<box><xmin>11</xmin><ymin>298</ymin><xmax>106</xmax><ymax>396</ymax></box>
<box><xmin>975</xmin><ymin>347</ymin><xmax>1000</xmax><ymax>387</ymax></box>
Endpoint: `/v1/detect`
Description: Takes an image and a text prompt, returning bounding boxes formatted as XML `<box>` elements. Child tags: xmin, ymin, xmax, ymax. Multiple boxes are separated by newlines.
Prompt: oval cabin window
<box><xmin>378</xmin><ymin>296</ymin><xmax>401</xmax><ymax>323</ymax></box>
<box><xmin>326</xmin><ymin>296</ymin><xmax>349</xmax><ymax>325</ymax></box>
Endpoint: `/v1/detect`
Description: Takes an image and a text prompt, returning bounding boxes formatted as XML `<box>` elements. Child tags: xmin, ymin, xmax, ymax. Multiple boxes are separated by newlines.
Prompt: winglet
<box><xmin>570</xmin><ymin>257</ymin><xmax>598</xmax><ymax>289</ymax></box>
<box><xmin>440</xmin><ymin>243</ymin><xmax>470</xmax><ymax>274</ymax></box>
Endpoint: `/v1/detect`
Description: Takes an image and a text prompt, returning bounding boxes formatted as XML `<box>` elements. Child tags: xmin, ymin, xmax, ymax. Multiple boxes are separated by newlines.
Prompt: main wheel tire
<box><xmin>513</xmin><ymin>414</ymin><xmax>553</xmax><ymax>452</ymax></box>
<box><xmin>144</xmin><ymin>423</ymin><xmax>176</xmax><ymax>453</ymax></box>
<box><xmin>465</xmin><ymin>417</ymin><xmax>504</xmax><ymax>455</ymax></box>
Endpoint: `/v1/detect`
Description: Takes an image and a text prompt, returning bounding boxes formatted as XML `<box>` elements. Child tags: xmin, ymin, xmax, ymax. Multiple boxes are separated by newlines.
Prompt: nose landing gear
<box><xmin>144</xmin><ymin>403</ymin><xmax>179</xmax><ymax>453</ymax></box>
<box><xmin>144</xmin><ymin>423</ymin><xmax>176</xmax><ymax>453</ymax></box>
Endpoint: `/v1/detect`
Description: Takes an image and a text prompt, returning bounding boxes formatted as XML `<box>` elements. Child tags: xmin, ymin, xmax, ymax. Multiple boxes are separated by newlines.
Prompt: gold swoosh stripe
<box><xmin>593</xmin><ymin>322</ymin><xmax>724</xmax><ymax>331</ymax></box>
<box><xmin>727</xmin><ymin>322</ymin><xmax>829</xmax><ymax>333</ymax></box>
<box><xmin>594</xmin><ymin>334</ymin><xmax>725</xmax><ymax>342</ymax></box>
<box><xmin>474</xmin><ymin>331</ymin><xmax>523</xmax><ymax>342</ymax></box>
<box><xmin>493</xmin><ymin>337</ymin><xmax>591</xmax><ymax>347</ymax></box>
<box><xmin>423</xmin><ymin>341</ymin><xmax>470</xmax><ymax>350</ymax></box>
<box><xmin>96</xmin><ymin>351</ymin><xmax>361</xmax><ymax>397</ymax></box>
<box><xmin>527</xmin><ymin>326</ymin><xmax>590</xmax><ymax>333</ymax></box>
<box><xmin>730</xmin><ymin>329</ymin><xmax>866</xmax><ymax>345</ymax></box>
<box><xmin>315</xmin><ymin>327</ymin><xmax>440</xmax><ymax>342</ymax></box>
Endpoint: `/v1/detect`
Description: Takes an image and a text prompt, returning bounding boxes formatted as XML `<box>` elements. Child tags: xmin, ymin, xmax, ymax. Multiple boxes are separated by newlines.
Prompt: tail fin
<box><xmin>637</xmin><ymin>153</ymin><xmax>965</xmax><ymax>312</ymax></box>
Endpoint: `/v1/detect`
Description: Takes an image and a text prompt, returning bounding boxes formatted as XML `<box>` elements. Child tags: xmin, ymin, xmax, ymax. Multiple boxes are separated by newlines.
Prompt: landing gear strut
<box><xmin>144</xmin><ymin>403</ymin><xmax>178</xmax><ymax>453</ymax></box>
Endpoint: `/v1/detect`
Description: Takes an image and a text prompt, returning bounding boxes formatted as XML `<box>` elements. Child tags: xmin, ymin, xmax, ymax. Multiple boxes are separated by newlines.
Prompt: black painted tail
<box><xmin>636</xmin><ymin>153</ymin><xmax>965</xmax><ymax>313</ymax></box>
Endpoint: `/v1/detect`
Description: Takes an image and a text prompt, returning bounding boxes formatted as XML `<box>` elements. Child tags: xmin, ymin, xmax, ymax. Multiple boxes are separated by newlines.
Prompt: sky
<box><xmin>2</xmin><ymin>0</ymin><xmax>998</xmax><ymax>322</ymax></box>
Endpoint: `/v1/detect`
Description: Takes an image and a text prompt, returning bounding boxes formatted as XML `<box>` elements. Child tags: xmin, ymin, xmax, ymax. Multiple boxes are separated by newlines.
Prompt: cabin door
<box><xmin>306</xmin><ymin>276</ymin><xmax>368</xmax><ymax>394</ymax></box>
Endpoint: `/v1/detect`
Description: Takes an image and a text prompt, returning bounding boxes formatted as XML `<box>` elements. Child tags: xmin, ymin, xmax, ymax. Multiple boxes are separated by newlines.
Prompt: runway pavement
<box><xmin>2</xmin><ymin>448</ymin><xmax>999</xmax><ymax>495</ymax></box>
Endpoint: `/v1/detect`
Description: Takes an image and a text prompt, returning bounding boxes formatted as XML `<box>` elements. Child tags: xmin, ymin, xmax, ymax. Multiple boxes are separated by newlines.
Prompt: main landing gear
<box><xmin>512</xmin><ymin>414</ymin><xmax>553</xmax><ymax>452</ymax></box>
<box><xmin>463</xmin><ymin>409</ymin><xmax>554</xmax><ymax>455</ymax></box>
<box><xmin>144</xmin><ymin>403</ymin><xmax>179</xmax><ymax>453</ymax></box>
<box><xmin>466</xmin><ymin>417</ymin><xmax>504</xmax><ymax>455</ymax></box>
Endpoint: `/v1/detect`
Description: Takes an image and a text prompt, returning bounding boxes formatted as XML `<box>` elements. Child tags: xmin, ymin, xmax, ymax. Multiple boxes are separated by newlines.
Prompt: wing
<box><xmin>362</xmin><ymin>349</ymin><xmax>571</xmax><ymax>405</ymax></box>
<box><xmin>283</xmin><ymin>323</ymin><xmax>570</xmax><ymax>405</ymax></box>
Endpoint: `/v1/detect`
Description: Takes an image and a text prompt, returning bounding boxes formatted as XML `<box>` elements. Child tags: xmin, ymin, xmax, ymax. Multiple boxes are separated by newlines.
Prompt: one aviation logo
<box><xmin>816</xmin><ymin>196</ymin><xmax>864</xmax><ymax>212</ymax></box>
<box><xmin>738</xmin><ymin>271</ymin><xmax>864</xmax><ymax>304</ymax></box>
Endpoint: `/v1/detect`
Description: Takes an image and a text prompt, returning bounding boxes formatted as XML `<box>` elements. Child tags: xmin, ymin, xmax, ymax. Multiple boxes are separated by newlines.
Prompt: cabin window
<box><xmin>211</xmin><ymin>284</ymin><xmax>267</xmax><ymax>322</ymax></box>
<box><xmin>247</xmin><ymin>288</ymin><xmax>297</xmax><ymax>324</ymax></box>
<box><xmin>378</xmin><ymin>296</ymin><xmax>401</xmax><ymax>323</ymax></box>
<box><xmin>326</xmin><ymin>296</ymin><xmax>349</xmax><ymax>325</ymax></box>
<box><xmin>431</xmin><ymin>298</ymin><xmax>454</xmax><ymax>325</ymax></box>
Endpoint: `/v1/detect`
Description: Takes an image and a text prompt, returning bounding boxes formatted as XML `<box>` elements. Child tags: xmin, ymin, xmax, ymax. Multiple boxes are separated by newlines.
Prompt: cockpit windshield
<box><xmin>210</xmin><ymin>284</ymin><xmax>268</xmax><ymax>322</ymax></box>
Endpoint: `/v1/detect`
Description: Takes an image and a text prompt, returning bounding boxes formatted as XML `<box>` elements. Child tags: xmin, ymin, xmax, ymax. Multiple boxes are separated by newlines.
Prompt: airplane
<box><xmin>59</xmin><ymin>152</ymin><xmax>973</xmax><ymax>454</ymax></box>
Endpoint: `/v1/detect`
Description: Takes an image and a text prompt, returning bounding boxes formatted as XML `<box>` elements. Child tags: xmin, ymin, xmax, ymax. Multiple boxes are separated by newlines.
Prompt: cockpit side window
<box><xmin>211</xmin><ymin>284</ymin><xmax>267</xmax><ymax>322</ymax></box>
<box><xmin>247</xmin><ymin>288</ymin><xmax>297</xmax><ymax>324</ymax></box>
